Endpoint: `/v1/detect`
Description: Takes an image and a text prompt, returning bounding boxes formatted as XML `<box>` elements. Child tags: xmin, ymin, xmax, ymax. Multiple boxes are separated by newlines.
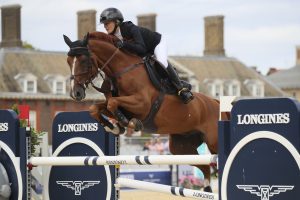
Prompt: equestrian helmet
<box><xmin>100</xmin><ymin>8</ymin><xmax>124</xmax><ymax>24</ymax></box>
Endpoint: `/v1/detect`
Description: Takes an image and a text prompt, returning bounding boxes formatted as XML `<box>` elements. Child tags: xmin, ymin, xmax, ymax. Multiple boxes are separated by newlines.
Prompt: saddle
<box><xmin>99</xmin><ymin>56</ymin><xmax>192</xmax><ymax>133</ymax></box>
<box><xmin>143</xmin><ymin>56</ymin><xmax>192</xmax><ymax>94</ymax></box>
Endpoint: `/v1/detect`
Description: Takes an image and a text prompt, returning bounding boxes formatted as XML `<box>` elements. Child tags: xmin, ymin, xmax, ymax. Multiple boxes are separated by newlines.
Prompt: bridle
<box><xmin>69</xmin><ymin>46</ymin><xmax>100</xmax><ymax>90</ymax></box>
<box><xmin>69</xmin><ymin>44</ymin><xmax>144</xmax><ymax>92</ymax></box>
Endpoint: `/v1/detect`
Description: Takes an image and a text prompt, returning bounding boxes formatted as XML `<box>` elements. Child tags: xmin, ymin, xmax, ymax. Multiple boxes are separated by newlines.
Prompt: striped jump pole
<box><xmin>29</xmin><ymin>155</ymin><xmax>217</xmax><ymax>166</ymax></box>
<box><xmin>115</xmin><ymin>178</ymin><xmax>219</xmax><ymax>200</ymax></box>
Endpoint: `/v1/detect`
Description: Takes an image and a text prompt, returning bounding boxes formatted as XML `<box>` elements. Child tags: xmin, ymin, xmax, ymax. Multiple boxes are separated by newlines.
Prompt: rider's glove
<box><xmin>115</xmin><ymin>40</ymin><xmax>124</xmax><ymax>49</ymax></box>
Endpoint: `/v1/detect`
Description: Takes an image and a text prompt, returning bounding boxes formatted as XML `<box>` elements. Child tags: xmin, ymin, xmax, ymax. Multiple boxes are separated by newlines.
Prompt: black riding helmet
<box><xmin>100</xmin><ymin>8</ymin><xmax>124</xmax><ymax>24</ymax></box>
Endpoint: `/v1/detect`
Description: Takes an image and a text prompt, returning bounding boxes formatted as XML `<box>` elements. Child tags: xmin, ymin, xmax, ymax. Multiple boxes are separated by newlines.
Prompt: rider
<box><xmin>100</xmin><ymin>7</ymin><xmax>194</xmax><ymax>104</ymax></box>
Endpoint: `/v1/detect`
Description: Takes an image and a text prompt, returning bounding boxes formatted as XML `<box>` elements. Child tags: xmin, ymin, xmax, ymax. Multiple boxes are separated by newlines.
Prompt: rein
<box><xmin>100</xmin><ymin>48</ymin><xmax>120</xmax><ymax>72</ymax></box>
<box><xmin>69</xmin><ymin>45</ymin><xmax>145</xmax><ymax>93</ymax></box>
<box><xmin>113</xmin><ymin>62</ymin><xmax>144</xmax><ymax>78</ymax></box>
<box><xmin>96</xmin><ymin>47</ymin><xmax>144</xmax><ymax>79</ymax></box>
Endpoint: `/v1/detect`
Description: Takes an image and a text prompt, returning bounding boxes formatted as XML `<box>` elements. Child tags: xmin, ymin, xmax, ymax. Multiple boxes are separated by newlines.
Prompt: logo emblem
<box><xmin>149</xmin><ymin>174</ymin><xmax>154</xmax><ymax>178</ymax></box>
<box><xmin>57</xmin><ymin>181</ymin><xmax>100</xmax><ymax>195</ymax></box>
<box><xmin>237</xmin><ymin>185</ymin><xmax>294</xmax><ymax>200</ymax></box>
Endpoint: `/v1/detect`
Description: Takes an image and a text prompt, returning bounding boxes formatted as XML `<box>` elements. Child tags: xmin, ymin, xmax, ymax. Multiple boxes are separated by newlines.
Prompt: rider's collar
<box><xmin>114</xmin><ymin>27</ymin><xmax>123</xmax><ymax>41</ymax></box>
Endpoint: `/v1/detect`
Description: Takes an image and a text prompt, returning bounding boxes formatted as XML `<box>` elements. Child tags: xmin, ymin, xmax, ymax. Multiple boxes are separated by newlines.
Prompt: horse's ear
<box><xmin>63</xmin><ymin>35</ymin><xmax>72</xmax><ymax>47</ymax></box>
<box><xmin>83</xmin><ymin>32</ymin><xmax>89</xmax><ymax>46</ymax></box>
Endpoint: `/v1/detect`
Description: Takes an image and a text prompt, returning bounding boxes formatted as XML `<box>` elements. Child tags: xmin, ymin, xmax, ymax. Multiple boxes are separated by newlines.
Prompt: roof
<box><xmin>0</xmin><ymin>48</ymin><xmax>69</xmax><ymax>92</ymax></box>
<box><xmin>0</xmin><ymin>47</ymin><xmax>103</xmax><ymax>99</ymax></box>
<box><xmin>267</xmin><ymin>64</ymin><xmax>300</xmax><ymax>89</ymax></box>
<box><xmin>0</xmin><ymin>47</ymin><xmax>285</xmax><ymax>100</ymax></box>
<box><xmin>170</xmin><ymin>55</ymin><xmax>285</xmax><ymax>97</ymax></box>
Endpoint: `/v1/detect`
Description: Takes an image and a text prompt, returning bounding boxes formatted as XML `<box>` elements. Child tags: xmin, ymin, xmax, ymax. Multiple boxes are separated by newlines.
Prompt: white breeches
<box><xmin>154</xmin><ymin>36</ymin><xmax>168</xmax><ymax>68</ymax></box>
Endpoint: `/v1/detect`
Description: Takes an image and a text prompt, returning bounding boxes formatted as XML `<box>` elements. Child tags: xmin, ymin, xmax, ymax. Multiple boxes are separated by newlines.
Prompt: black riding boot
<box><xmin>167</xmin><ymin>65</ymin><xmax>194</xmax><ymax>104</ymax></box>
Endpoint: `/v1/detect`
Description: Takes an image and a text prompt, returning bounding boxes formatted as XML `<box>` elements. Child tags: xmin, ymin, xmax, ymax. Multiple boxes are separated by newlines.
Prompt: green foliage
<box><xmin>12</xmin><ymin>104</ymin><xmax>45</xmax><ymax>156</ymax></box>
<box><xmin>22</xmin><ymin>41</ymin><xmax>35</xmax><ymax>50</ymax></box>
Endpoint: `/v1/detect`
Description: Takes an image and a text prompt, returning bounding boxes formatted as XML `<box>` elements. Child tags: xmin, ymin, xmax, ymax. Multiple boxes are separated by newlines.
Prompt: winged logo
<box><xmin>236</xmin><ymin>185</ymin><xmax>294</xmax><ymax>200</ymax></box>
<box><xmin>56</xmin><ymin>180</ymin><xmax>100</xmax><ymax>195</ymax></box>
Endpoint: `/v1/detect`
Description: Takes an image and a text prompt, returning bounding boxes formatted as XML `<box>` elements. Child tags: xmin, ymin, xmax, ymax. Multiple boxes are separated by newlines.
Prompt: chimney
<box><xmin>137</xmin><ymin>13</ymin><xmax>157</xmax><ymax>32</ymax></box>
<box><xmin>0</xmin><ymin>4</ymin><xmax>22</xmax><ymax>48</ymax></box>
<box><xmin>266</xmin><ymin>67</ymin><xmax>279</xmax><ymax>76</ymax></box>
<box><xmin>296</xmin><ymin>46</ymin><xmax>300</xmax><ymax>65</ymax></box>
<box><xmin>203</xmin><ymin>15</ymin><xmax>225</xmax><ymax>56</ymax></box>
<box><xmin>77</xmin><ymin>9</ymin><xmax>96</xmax><ymax>40</ymax></box>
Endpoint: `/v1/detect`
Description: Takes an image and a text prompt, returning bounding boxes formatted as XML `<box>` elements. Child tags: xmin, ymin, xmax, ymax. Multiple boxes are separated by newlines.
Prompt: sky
<box><xmin>1</xmin><ymin>0</ymin><xmax>300</xmax><ymax>74</ymax></box>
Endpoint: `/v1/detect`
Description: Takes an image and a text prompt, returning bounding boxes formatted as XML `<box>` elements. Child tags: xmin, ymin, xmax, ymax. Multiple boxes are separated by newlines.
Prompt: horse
<box><xmin>63</xmin><ymin>32</ymin><xmax>229</xmax><ymax>192</ymax></box>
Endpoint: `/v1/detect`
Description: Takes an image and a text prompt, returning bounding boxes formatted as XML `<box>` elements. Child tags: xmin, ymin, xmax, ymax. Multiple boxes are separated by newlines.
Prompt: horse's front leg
<box><xmin>89</xmin><ymin>102</ymin><xmax>126</xmax><ymax>134</ymax></box>
<box><xmin>89</xmin><ymin>102</ymin><xmax>115</xmax><ymax>128</ymax></box>
<box><xmin>107</xmin><ymin>95</ymin><xmax>148</xmax><ymax>130</ymax></box>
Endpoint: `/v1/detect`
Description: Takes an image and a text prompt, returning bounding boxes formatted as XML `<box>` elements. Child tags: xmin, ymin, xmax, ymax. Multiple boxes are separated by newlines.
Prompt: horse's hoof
<box><xmin>203</xmin><ymin>185</ymin><xmax>212</xmax><ymax>193</ymax></box>
<box><xmin>106</xmin><ymin>124</ymin><xmax>125</xmax><ymax>136</ymax></box>
<box><xmin>129</xmin><ymin>118</ymin><xmax>144</xmax><ymax>131</ymax></box>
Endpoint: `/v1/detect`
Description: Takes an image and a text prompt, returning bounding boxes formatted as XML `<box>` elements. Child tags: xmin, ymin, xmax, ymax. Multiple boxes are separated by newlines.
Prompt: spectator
<box><xmin>155</xmin><ymin>138</ymin><xmax>164</xmax><ymax>154</ymax></box>
<box><xmin>142</xmin><ymin>141</ymin><xmax>150</xmax><ymax>151</ymax></box>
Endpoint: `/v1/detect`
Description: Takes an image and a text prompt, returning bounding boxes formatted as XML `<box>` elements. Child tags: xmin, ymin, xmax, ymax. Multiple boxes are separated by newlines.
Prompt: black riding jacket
<box><xmin>119</xmin><ymin>21</ymin><xmax>161</xmax><ymax>57</ymax></box>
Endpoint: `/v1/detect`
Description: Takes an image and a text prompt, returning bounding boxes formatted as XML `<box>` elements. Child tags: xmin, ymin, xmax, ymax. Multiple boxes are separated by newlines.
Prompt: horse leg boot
<box><xmin>114</xmin><ymin>109</ymin><xmax>129</xmax><ymax>127</ymax></box>
<box><xmin>166</xmin><ymin>64</ymin><xmax>194</xmax><ymax>104</ymax></box>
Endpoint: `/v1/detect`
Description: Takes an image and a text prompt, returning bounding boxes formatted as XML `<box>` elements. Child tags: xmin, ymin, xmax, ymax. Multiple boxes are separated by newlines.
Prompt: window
<box><xmin>232</xmin><ymin>85</ymin><xmax>238</xmax><ymax>95</ymax></box>
<box><xmin>26</xmin><ymin>80</ymin><xmax>36</xmax><ymax>93</ymax></box>
<box><xmin>224</xmin><ymin>80</ymin><xmax>240</xmax><ymax>96</ymax></box>
<box><xmin>244</xmin><ymin>79</ymin><xmax>264</xmax><ymax>97</ymax></box>
<box><xmin>204</xmin><ymin>79</ymin><xmax>223</xmax><ymax>98</ymax></box>
<box><xmin>14</xmin><ymin>73</ymin><xmax>37</xmax><ymax>93</ymax></box>
<box><xmin>55</xmin><ymin>81</ymin><xmax>65</xmax><ymax>94</ymax></box>
<box><xmin>255</xmin><ymin>85</ymin><xmax>262</xmax><ymax>96</ymax></box>
<box><xmin>215</xmin><ymin>84</ymin><xmax>222</xmax><ymax>97</ymax></box>
<box><xmin>44</xmin><ymin>74</ymin><xmax>66</xmax><ymax>94</ymax></box>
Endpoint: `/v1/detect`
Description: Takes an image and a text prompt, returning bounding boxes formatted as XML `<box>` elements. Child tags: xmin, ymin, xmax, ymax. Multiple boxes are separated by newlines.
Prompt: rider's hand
<box><xmin>115</xmin><ymin>40</ymin><xmax>124</xmax><ymax>49</ymax></box>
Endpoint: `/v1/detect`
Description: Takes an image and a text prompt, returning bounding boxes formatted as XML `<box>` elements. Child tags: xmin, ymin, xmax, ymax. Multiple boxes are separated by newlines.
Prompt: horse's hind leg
<box><xmin>169</xmin><ymin>132</ymin><xmax>213</xmax><ymax>192</ymax></box>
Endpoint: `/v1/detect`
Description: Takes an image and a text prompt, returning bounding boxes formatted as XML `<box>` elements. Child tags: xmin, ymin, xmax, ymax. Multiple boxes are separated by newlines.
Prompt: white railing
<box><xmin>29</xmin><ymin>155</ymin><xmax>217</xmax><ymax>166</ymax></box>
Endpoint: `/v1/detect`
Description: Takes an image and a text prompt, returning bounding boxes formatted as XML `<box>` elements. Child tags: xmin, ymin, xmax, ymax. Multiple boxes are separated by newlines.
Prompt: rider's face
<box><xmin>104</xmin><ymin>21</ymin><xmax>116</xmax><ymax>34</ymax></box>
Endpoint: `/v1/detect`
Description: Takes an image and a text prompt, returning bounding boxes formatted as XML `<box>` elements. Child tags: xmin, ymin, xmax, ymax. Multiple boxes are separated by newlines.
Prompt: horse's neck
<box><xmin>90</xmin><ymin>40</ymin><xmax>139</xmax><ymax>75</ymax></box>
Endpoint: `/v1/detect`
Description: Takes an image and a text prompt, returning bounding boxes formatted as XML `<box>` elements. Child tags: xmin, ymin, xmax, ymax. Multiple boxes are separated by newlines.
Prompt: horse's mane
<box><xmin>88</xmin><ymin>31</ymin><xmax>140</xmax><ymax>59</ymax></box>
<box><xmin>89</xmin><ymin>32</ymin><xmax>117</xmax><ymax>44</ymax></box>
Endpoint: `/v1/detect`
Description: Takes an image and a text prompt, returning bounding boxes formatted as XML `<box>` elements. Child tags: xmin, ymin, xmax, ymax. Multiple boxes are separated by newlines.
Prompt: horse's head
<box><xmin>63</xmin><ymin>33</ymin><xmax>98</xmax><ymax>101</ymax></box>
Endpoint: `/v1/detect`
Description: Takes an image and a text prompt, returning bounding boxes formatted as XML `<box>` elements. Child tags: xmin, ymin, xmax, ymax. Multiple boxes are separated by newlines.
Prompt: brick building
<box><xmin>267</xmin><ymin>46</ymin><xmax>300</xmax><ymax>101</ymax></box>
<box><xmin>0</xmin><ymin>5</ymin><xmax>103</xmax><ymax>143</ymax></box>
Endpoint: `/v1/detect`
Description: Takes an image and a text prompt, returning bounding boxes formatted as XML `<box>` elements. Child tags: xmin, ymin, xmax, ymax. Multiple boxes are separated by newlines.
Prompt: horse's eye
<box><xmin>80</xmin><ymin>59</ymin><xmax>90</xmax><ymax>65</ymax></box>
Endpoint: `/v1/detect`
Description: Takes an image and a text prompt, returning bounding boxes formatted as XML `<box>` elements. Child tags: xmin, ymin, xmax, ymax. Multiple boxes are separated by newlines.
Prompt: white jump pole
<box><xmin>116</xmin><ymin>178</ymin><xmax>219</xmax><ymax>200</ymax></box>
<box><xmin>29</xmin><ymin>155</ymin><xmax>217</xmax><ymax>166</ymax></box>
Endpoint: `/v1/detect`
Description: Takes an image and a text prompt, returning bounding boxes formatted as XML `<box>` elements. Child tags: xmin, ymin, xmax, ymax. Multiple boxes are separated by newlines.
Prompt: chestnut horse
<box><xmin>63</xmin><ymin>32</ymin><xmax>229</xmax><ymax>192</ymax></box>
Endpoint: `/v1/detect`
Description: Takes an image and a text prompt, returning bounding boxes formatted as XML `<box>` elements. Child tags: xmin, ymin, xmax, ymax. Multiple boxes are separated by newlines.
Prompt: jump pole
<box><xmin>115</xmin><ymin>178</ymin><xmax>219</xmax><ymax>200</ymax></box>
<box><xmin>29</xmin><ymin>155</ymin><xmax>217</xmax><ymax>166</ymax></box>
